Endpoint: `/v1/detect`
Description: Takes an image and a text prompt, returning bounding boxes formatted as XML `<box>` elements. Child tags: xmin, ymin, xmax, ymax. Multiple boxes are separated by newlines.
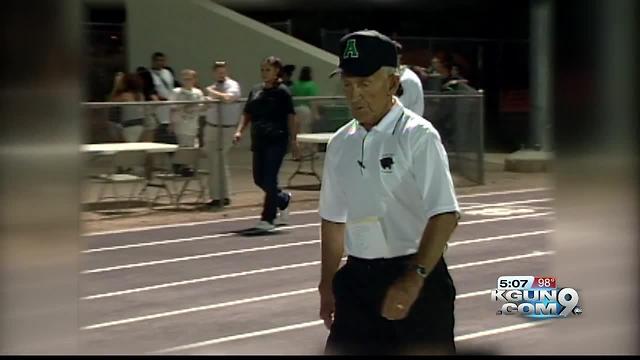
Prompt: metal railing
<box><xmin>82</xmin><ymin>93</ymin><xmax>485</xmax><ymax>185</ymax></box>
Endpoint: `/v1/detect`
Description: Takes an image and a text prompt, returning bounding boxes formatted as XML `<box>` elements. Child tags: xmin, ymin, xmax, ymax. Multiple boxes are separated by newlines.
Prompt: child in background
<box><xmin>170</xmin><ymin>69</ymin><xmax>205</xmax><ymax>148</ymax></box>
<box><xmin>169</xmin><ymin>70</ymin><xmax>205</xmax><ymax>176</ymax></box>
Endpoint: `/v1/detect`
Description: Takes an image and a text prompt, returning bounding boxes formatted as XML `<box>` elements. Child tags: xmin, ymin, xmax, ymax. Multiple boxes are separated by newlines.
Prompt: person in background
<box><xmin>150</xmin><ymin>52</ymin><xmax>181</xmax><ymax>143</ymax></box>
<box><xmin>396</xmin><ymin>45</ymin><xmax>425</xmax><ymax>116</ymax></box>
<box><xmin>451</xmin><ymin>64</ymin><xmax>462</xmax><ymax>79</ymax></box>
<box><xmin>136</xmin><ymin>66</ymin><xmax>160</xmax><ymax>142</ymax></box>
<box><xmin>136</xmin><ymin>66</ymin><xmax>160</xmax><ymax>102</ymax></box>
<box><xmin>233</xmin><ymin>56</ymin><xmax>300</xmax><ymax>232</ymax></box>
<box><xmin>170</xmin><ymin>69</ymin><xmax>205</xmax><ymax>148</ymax></box>
<box><xmin>281</xmin><ymin>64</ymin><xmax>296</xmax><ymax>89</ymax></box>
<box><xmin>431</xmin><ymin>56</ymin><xmax>468</xmax><ymax>91</ymax></box>
<box><xmin>109</xmin><ymin>72</ymin><xmax>146</xmax><ymax>143</ymax></box>
<box><xmin>290</xmin><ymin>65</ymin><xmax>319</xmax><ymax>133</ymax></box>
<box><xmin>204</xmin><ymin>61</ymin><xmax>242</xmax><ymax>208</ymax></box>
<box><xmin>398</xmin><ymin>65</ymin><xmax>425</xmax><ymax>116</ymax></box>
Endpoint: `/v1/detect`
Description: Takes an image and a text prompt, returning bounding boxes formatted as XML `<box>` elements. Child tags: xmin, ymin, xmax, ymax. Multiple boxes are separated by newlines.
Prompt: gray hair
<box><xmin>381</xmin><ymin>66</ymin><xmax>400</xmax><ymax>77</ymax></box>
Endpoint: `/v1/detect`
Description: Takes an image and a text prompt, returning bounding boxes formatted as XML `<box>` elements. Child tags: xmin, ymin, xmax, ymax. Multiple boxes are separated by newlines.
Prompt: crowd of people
<box><xmin>103</xmin><ymin>47</ymin><xmax>469</xmax><ymax>230</ymax></box>
<box><xmin>106</xmin><ymin>51</ymin><xmax>318</xmax><ymax>230</ymax></box>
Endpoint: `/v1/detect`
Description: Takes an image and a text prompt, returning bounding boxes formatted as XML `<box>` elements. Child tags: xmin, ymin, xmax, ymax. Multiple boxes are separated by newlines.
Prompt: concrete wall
<box><xmin>125</xmin><ymin>0</ymin><xmax>341</xmax><ymax>97</ymax></box>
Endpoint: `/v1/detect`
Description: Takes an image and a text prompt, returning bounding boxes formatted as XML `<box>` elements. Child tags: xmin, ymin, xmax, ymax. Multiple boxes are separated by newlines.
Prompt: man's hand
<box><xmin>318</xmin><ymin>280</ymin><xmax>335</xmax><ymax>330</ymax></box>
<box><xmin>381</xmin><ymin>271</ymin><xmax>424</xmax><ymax>320</ymax></box>
<box><xmin>207</xmin><ymin>88</ymin><xmax>234</xmax><ymax>103</ymax></box>
<box><xmin>290</xmin><ymin>140</ymin><xmax>301</xmax><ymax>160</ymax></box>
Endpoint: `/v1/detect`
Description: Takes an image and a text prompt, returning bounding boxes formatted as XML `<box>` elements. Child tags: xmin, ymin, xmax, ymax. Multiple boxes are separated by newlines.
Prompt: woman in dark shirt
<box><xmin>234</xmin><ymin>56</ymin><xmax>300</xmax><ymax>231</ymax></box>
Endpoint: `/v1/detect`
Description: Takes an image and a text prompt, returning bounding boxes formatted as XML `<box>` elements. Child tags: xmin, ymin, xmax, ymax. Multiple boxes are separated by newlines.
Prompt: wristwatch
<box><xmin>414</xmin><ymin>264</ymin><xmax>429</xmax><ymax>279</ymax></box>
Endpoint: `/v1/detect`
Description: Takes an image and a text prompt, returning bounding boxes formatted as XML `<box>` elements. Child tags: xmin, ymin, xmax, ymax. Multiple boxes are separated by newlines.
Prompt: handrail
<box><xmin>81</xmin><ymin>93</ymin><xmax>484</xmax><ymax>108</ymax></box>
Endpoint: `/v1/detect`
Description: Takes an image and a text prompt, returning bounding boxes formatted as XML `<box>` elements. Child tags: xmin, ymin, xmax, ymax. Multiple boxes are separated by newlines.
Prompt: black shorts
<box><xmin>325</xmin><ymin>255</ymin><xmax>456</xmax><ymax>355</ymax></box>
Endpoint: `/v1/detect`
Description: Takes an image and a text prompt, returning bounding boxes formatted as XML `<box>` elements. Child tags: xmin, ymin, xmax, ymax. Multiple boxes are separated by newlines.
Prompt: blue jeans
<box><xmin>252</xmin><ymin>143</ymin><xmax>291</xmax><ymax>223</ymax></box>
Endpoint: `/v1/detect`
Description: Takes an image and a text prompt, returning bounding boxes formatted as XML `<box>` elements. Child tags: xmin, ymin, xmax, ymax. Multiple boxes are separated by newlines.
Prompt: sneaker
<box><xmin>253</xmin><ymin>220</ymin><xmax>276</xmax><ymax>232</ymax></box>
<box><xmin>275</xmin><ymin>193</ymin><xmax>292</xmax><ymax>226</ymax></box>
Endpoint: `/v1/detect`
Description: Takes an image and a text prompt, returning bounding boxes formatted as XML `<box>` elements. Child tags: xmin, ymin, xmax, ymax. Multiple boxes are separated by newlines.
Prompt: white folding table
<box><xmin>288</xmin><ymin>133</ymin><xmax>334</xmax><ymax>186</ymax></box>
<box><xmin>82</xmin><ymin>142</ymin><xmax>182</xmax><ymax>207</ymax></box>
<box><xmin>82</xmin><ymin>142</ymin><xmax>179</xmax><ymax>155</ymax></box>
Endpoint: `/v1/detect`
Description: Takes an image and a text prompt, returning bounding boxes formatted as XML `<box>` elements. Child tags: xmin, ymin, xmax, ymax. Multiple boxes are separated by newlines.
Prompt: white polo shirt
<box><xmin>205</xmin><ymin>77</ymin><xmax>242</xmax><ymax>126</ymax></box>
<box><xmin>319</xmin><ymin>99</ymin><xmax>459</xmax><ymax>259</ymax></box>
<box><xmin>398</xmin><ymin>66</ymin><xmax>425</xmax><ymax>116</ymax></box>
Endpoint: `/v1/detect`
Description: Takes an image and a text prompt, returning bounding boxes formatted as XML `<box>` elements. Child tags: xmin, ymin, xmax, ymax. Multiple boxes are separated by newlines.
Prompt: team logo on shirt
<box><xmin>380</xmin><ymin>154</ymin><xmax>394</xmax><ymax>173</ymax></box>
<box><xmin>343</xmin><ymin>39</ymin><xmax>359</xmax><ymax>59</ymax></box>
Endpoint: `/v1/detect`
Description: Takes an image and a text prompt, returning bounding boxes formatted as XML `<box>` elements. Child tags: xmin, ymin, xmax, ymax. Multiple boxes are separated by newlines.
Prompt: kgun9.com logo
<box><xmin>491</xmin><ymin>276</ymin><xmax>583</xmax><ymax>318</ymax></box>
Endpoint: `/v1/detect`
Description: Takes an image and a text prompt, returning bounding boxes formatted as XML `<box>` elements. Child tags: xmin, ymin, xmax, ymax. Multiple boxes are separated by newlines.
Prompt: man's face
<box><xmin>214</xmin><ymin>67</ymin><xmax>227</xmax><ymax>82</ymax></box>
<box><xmin>152</xmin><ymin>56</ymin><xmax>166</xmax><ymax>69</ymax></box>
<box><xmin>341</xmin><ymin>68</ymin><xmax>399</xmax><ymax>126</ymax></box>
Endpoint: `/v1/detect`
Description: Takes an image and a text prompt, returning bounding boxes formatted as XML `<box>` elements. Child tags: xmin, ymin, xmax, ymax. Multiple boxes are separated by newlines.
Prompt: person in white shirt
<box><xmin>394</xmin><ymin>46</ymin><xmax>425</xmax><ymax>116</ymax></box>
<box><xmin>170</xmin><ymin>69</ymin><xmax>205</xmax><ymax>147</ymax></box>
<box><xmin>150</xmin><ymin>52</ymin><xmax>180</xmax><ymax>140</ymax></box>
<box><xmin>204</xmin><ymin>61</ymin><xmax>242</xmax><ymax>208</ymax></box>
<box><xmin>320</xmin><ymin>30</ymin><xmax>460</xmax><ymax>355</ymax></box>
<box><xmin>398</xmin><ymin>65</ymin><xmax>425</xmax><ymax>116</ymax></box>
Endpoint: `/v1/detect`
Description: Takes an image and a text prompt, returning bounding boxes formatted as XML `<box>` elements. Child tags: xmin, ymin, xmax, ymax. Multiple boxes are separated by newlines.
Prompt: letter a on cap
<box><xmin>343</xmin><ymin>39</ymin><xmax>359</xmax><ymax>59</ymax></box>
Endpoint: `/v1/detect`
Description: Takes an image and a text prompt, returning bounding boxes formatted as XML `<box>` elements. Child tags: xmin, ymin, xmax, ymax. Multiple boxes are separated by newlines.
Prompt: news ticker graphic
<box><xmin>491</xmin><ymin>276</ymin><xmax>583</xmax><ymax>318</ymax></box>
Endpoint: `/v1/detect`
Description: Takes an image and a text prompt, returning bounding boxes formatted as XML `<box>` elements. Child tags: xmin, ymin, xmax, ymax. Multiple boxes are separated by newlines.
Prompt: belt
<box><xmin>205</xmin><ymin>123</ymin><xmax>236</xmax><ymax>128</ymax></box>
<box><xmin>347</xmin><ymin>253</ymin><xmax>415</xmax><ymax>267</ymax></box>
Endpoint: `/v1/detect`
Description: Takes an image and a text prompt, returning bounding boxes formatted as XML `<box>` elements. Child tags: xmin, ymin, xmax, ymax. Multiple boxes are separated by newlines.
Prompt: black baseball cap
<box><xmin>329</xmin><ymin>30</ymin><xmax>400</xmax><ymax>78</ymax></box>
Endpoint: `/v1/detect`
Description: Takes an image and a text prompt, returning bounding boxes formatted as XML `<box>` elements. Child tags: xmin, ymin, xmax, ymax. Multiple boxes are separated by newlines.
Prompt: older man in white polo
<box><xmin>318</xmin><ymin>30</ymin><xmax>460</xmax><ymax>355</ymax></box>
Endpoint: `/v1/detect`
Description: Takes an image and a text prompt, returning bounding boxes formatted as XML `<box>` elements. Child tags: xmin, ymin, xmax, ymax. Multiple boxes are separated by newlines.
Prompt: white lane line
<box><xmin>457</xmin><ymin>187</ymin><xmax>550</xmax><ymax>199</ymax></box>
<box><xmin>85</xmin><ymin>209</ymin><xmax>319</xmax><ymax>236</ymax></box>
<box><xmin>448</xmin><ymin>230</ymin><xmax>552</xmax><ymax>247</ymax></box>
<box><xmin>85</xmin><ymin>188</ymin><xmax>551</xmax><ymax>236</ymax></box>
<box><xmin>84</xmin><ymin>233</ymin><xmax>234</xmax><ymax>253</ymax></box>
<box><xmin>83</xmin><ymin>240</ymin><xmax>321</xmax><ymax>274</ymax></box>
<box><xmin>84</xmin><ymin>229</ymin><xmax>551</xmax><ymax>274</ymax></box>
<box><xmin>81</xmin><ymin>259</ymin><xmax>327</xmax><ymax>300</ymax></box>
<box><xmin>502</xmin><ymin>204</ymin><xmax>553</xmax><ymax>211</ymax></box>
<box><xmin>456</xmin><ymin>289</ymin><xmax>492</xmax><ymax>299</ymax></box>
<box><xmin>461</xmin><ymin>212</ymin><xmax>553</xmax><ymax>225</ymax></box>
<box><xmin>455</xmin><ymin>321</ymin><xmax>546</xmax><ymax>342</ymax></box>
<box><xmin>151</xmin><ymin>318</ymin><xmax>546</xmax><ymax>354</ymax></box>
<box><xmin>81</xmin><ymin>288</ymin><xmax>493</xmax><ymax>331</ymax></box>
<box><xmin>84</xmin><ymin>223</ymin><xmax>320</xmax><ymax>253</ymax></box>
<box><xmin>83</xmin><ymin>251</ymin><xmax>552</xmax><ymax>300</ymax></box>
<box><xmin>151</xmin><ymin>320</ymin><xmax>326</xmax><ymax>353</ymax></box>
<box><xmin>460</xmin><ymin>198</ymin><xmax>552</xmax><ymax>211</ymax></box>
<box><xmin>448</xmin><ymin>251</ymin><xmax>553</xmax><ymax>270</ymax></box>
<box><xmin>85</xmin><ymin>212</ymin><xmax>553</xmax><ymax>253</ymax></box>
<box><xmin>82</xmin><ymin>288</ymin><xmax>317</xmax><ymax>330</ymax></box>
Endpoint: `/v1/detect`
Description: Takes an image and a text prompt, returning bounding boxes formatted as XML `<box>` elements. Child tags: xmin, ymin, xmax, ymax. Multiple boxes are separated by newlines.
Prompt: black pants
<box><xmin>325</xmin><ymin>255</ymin><xmax>456</xmax><ymax>355</ymax></box>
<box><xmin>252</xmin><ymin>143</ymin><xmax>290</xmax><ymax>223</ymax></box>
